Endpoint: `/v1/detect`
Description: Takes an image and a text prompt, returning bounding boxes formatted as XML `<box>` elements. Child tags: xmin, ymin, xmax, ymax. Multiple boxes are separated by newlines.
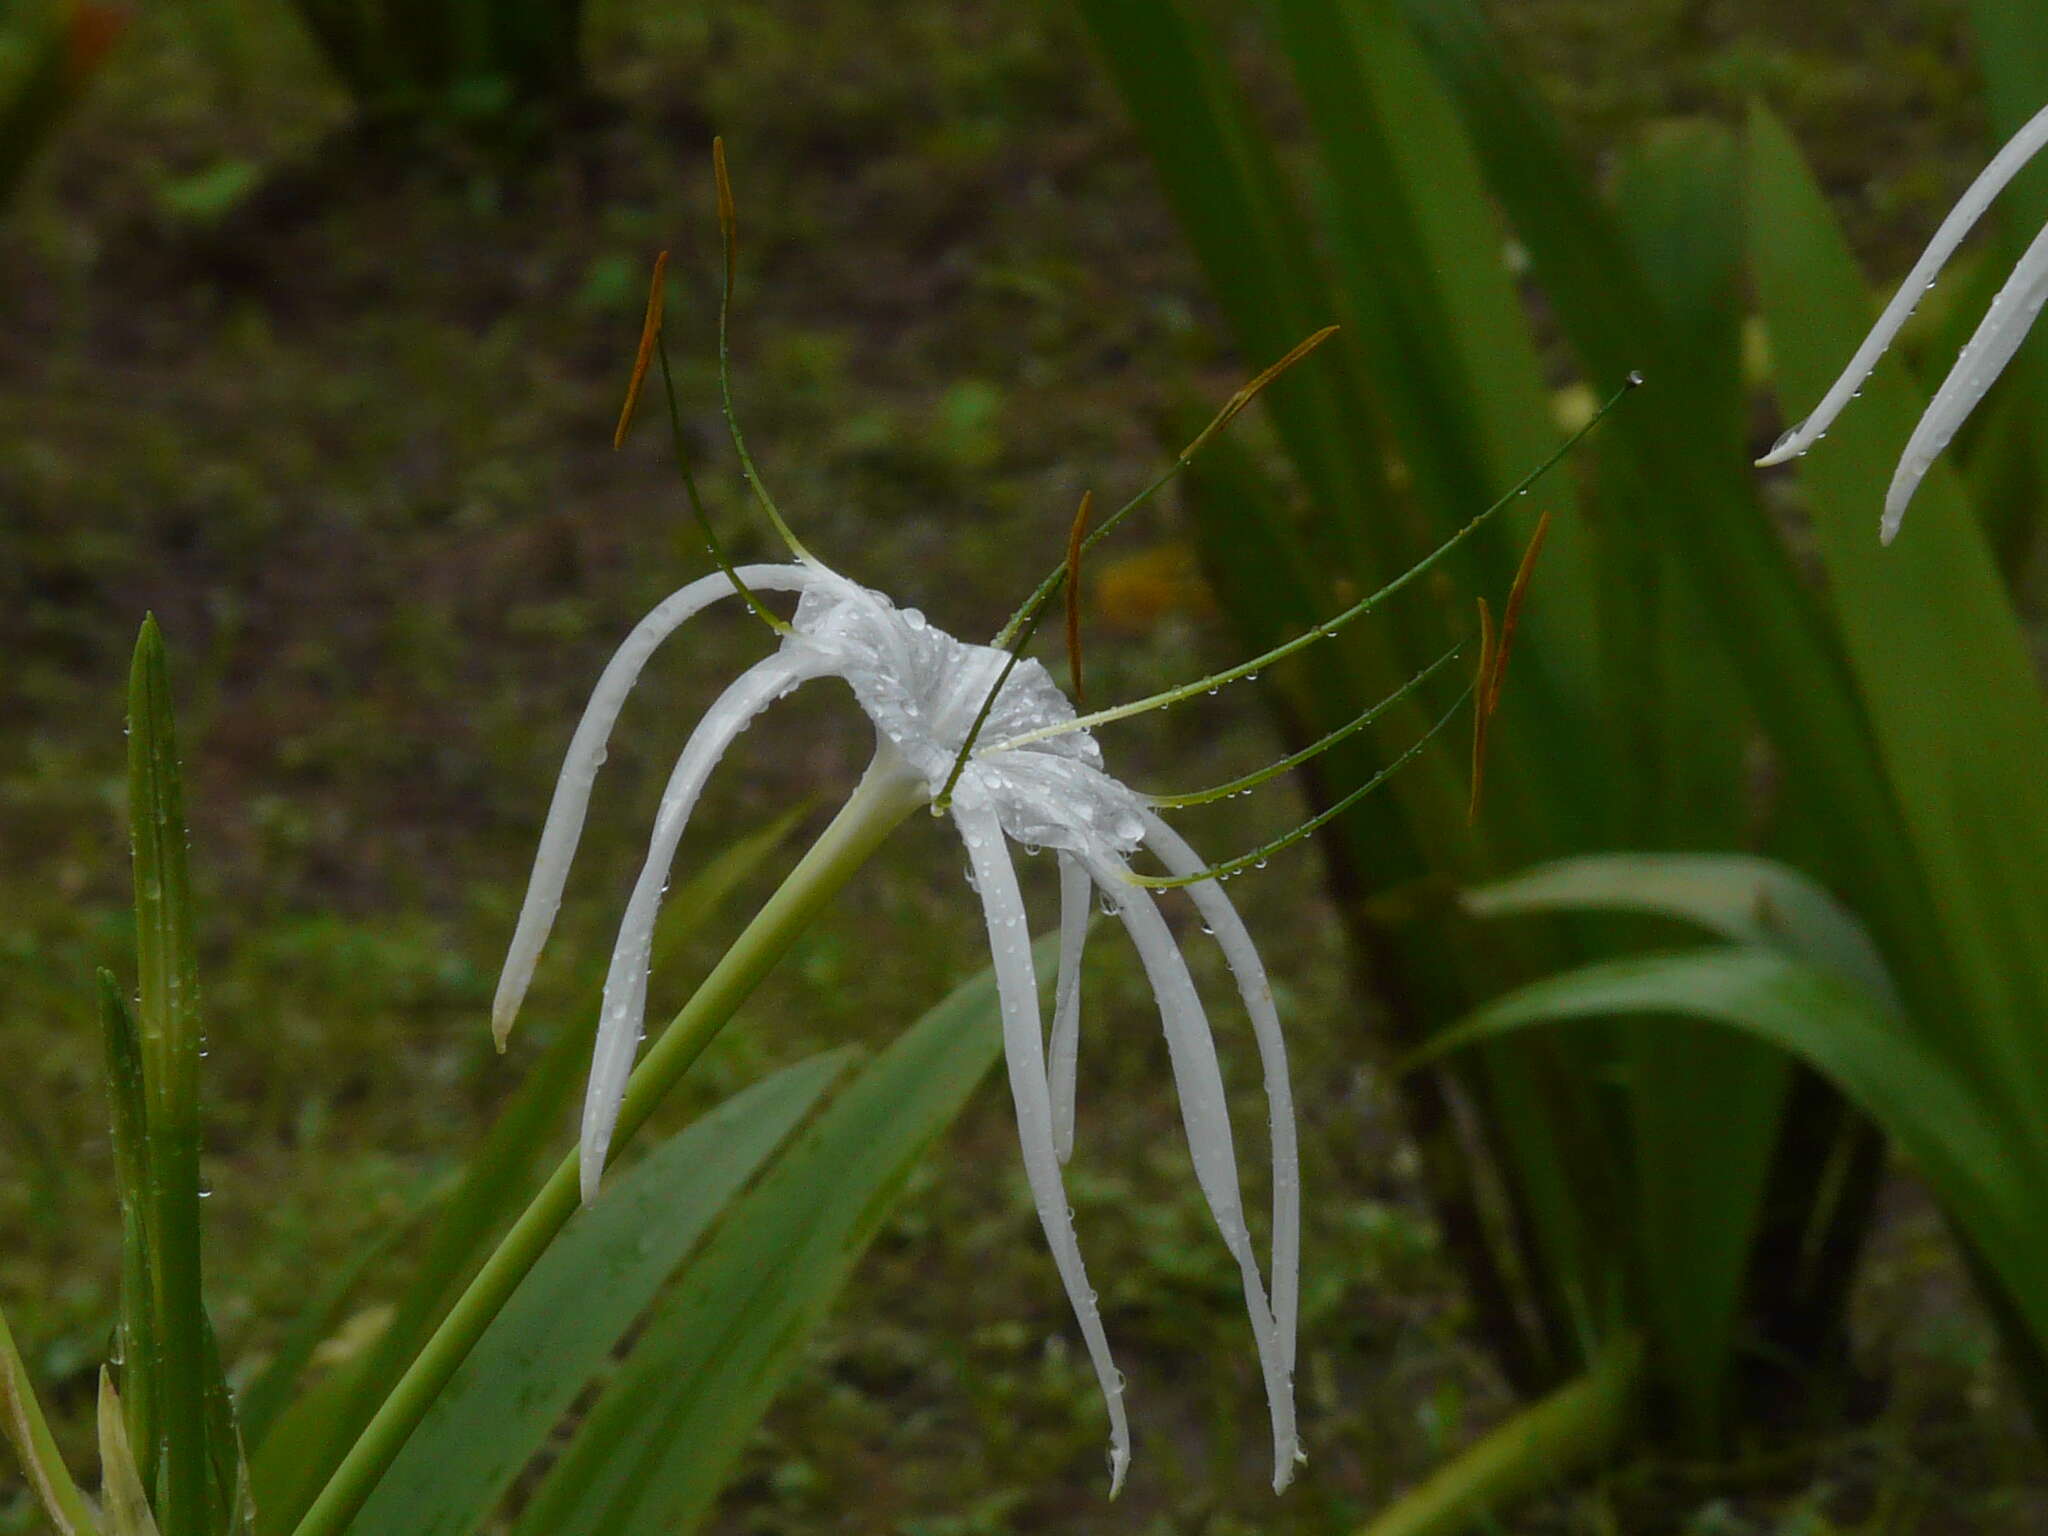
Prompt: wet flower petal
<box><xmin>1882</xmin><ymin>217</ymin><xmax>2048</xmax><ymax>542</ymax></box>
<box><xmin>1087</xmin><ymin>850</ymin><xmax>1298</xmax><ymax>1490</ymax></box>
<box><xmin>1049</xmin><ymin>852</ymin><xmax>1092</xmax><ymax>1164</ymax></box>
<box><xmin>494</xmin><ymin>563</ymin><xmax>818</xmax><ymax>1042</ymax></box>
<box><xmin>504</xmin><ymin>550</ymin><xmax>1303</xmax><ymax>1492</ymax></box>
<box><xmin>584</xmin><ymin>650</ymin><xmax>829</xmax><ymax>1199</ymax></box>
<box><xmin>1758</xmin><ymin>99</ymin><xmax>2048</xmax><ymax>542</ymax></box>
<box><xmin>955</xmin><ymin>798</ymin><xmax>1131</xmax><ymax>1494</ymax></box>
<box><xmin>1140</xmin><ymin>809</ymin><xmax>1300</xmax><ymax>1374</ymax></box>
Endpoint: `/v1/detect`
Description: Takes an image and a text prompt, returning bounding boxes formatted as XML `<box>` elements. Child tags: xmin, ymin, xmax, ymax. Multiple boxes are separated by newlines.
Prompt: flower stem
<box><xmin>288</xmin><ymin>752</ymin><xmax>922</xmax><ymax>1536</ymax></box>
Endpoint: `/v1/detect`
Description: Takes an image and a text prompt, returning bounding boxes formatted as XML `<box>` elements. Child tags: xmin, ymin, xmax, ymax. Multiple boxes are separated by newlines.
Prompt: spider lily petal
<box><xmin>1085</xmin><ymin>849</ymin><xmax>1299</xmax><ymax>1491</ymax></box>
<box><xmin>1883</xmin><ymin>218</ymin><xmax>2048</xmax><ymax>541</ymax></box>
<box><xmin>494</xmin><ymin>562</ymin><xmax>818</xmax><ymax>1043</ymax></box>
<box><xmin>1049</xmin><ymin>851</ymin><xmax>1092</xmax><ymax>1164</ymax></box>
<box><xmin>954</xmin><ymin>798</ymin><xmax>1133</xmax><ymax>1494</ymax></box>
<box><xmin>506</xmin><ymin>552</ymin><xmax>1313</xmax><ymax>1492</ymax></box>
<box><xmin>1139</xmin><ymin>809</ymin><xmax>1300</xmax><ymax>1372</ymax></box>
<box><xmin>1757</xmin><ymin>98</ymin><xmax>2048</xmax><ymax>542</ymax></box>
<box><xmin>583</xmin><ymin>650</ymin><xmax>831</xmax><ymax>1198</ymax></box>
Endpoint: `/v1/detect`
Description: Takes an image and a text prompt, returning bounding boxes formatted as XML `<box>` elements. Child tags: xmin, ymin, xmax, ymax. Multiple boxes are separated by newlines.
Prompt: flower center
<box><xmin>785</xmin><ymin>572</ymin><xmax>1149</xmax><ymax>857</ymax></box>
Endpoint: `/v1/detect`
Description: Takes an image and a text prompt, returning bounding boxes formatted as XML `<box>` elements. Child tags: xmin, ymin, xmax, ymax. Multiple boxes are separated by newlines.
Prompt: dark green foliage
<box><xmin>1078</xmin><ymin>0</ymin><xmax>2048</xmax><ymax>1479</ymax></box>
<box><xmin>285</xmin><ymin>0</ymin><xmax>587</xmax><ymax>131</ymax></box>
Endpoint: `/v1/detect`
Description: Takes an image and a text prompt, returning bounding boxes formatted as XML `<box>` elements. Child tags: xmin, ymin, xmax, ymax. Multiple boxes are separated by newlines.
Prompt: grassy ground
<box><xmin>2</xmin><ymin>1</ymin><xmax>2042</xmax><ymax>1531</ymax></box>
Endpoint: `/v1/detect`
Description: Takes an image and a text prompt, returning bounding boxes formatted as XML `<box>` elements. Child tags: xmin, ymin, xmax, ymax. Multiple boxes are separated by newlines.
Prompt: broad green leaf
<box><xmin>1073</xmin><ymin>0</ymin><xmax>1392</xmax><ymax>572</ymax></box>
<box><xmin>253</xmin><ymin>804</ymin><xmax>810</xmax><ymax>1522</ymax></box>
<box><xmin>1392</xmin><ymin>0</ymin><xmax>1957</xmax><ymax>1023</ymax></box>
<box><xmin>1424</xmin><ymin>948</ymin><xmax>2048</xmax><ymax>1350</ymax></box>
<box><xmin>235</xmin><ymin>1196</ymin><xmax>430</xmax><ymax>1450</ymax></box>
<box><xmin>1259</xmin><ymin>0</ymin><xmax>1601</xmax><ymax>862</ymax></box>
<box><xmin>351</xmin><ymin>1050</ymin><xmax>850</xmax><ymax>1535</ymax></box>
<box><xmin>513</xmin><ymin>943</ymin><xmax>1027</xmax><ymax>1536</ymax></box>
<box><xmin>1604</xmin><ymin>122</ymin><xmax>1752</xmax><ymax>849</ymax></box>
<box><xmin>1747</xmin><ymin>104</ymin><xmax>2048</xmax><ymax>1100</ymax></box>
<box><xmin>1463</xmin><ymin>854</ymin><xmax>1900</xmax><ymax>1015</ymax></box>
<box><xmin>1</xmin><ymin>1300</ymin><xmax>96</xmax><ymax>1535</ymax></box>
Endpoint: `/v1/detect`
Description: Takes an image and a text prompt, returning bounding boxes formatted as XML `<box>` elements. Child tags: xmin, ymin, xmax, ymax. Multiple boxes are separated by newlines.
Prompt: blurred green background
<box><xmin>2</xmin><ymin>0</ymin><xmax>2041</xmax><ymax>1531</ymax></box>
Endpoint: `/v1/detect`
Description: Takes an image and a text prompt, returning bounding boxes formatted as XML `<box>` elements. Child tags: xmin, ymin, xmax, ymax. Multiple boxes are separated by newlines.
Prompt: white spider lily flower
<box><xmin>1758</xmin><ymin>100</ymin><xmax>2048</xmax><ymax>543</ymax></box>
<box><xmin>494</xmin><ymin>554</ymin><xmax>1301</xmax><ymax>1494</ymax></box>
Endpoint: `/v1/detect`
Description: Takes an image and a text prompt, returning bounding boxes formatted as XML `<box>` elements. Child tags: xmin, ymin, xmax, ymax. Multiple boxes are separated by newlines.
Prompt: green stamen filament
<box><xmin>935</xmin><ymin>329</ymin><xmax>1348</xmax><ymax>811</ymax></box>
<box><xmin>985</xmin><ymin>375</ymin><xmax>1638</xmax><ymax>757</ymax></box>
<box><xmin>714</xmin><ymin>137</ymin><xmax>815</xmax><ymax>566</ymax></box>
<box><xmin>1147</xmin><ymin>645</ymin><xmax>1461</xmax><ymax>809</ymax></box>
<box><xmin>988</xmin><ymin>327</ymin><xmax>1340</xmax><ymax>654</ymax></box>
<box><xmin>657</xmin><ymin>313</ymin><xmax>791</xmax><ymax>635</ymax></box>
<box><xmin>1126</xmin><ymin>687</ymin><xmax>1472</xmax><ymax>890</ymax></box>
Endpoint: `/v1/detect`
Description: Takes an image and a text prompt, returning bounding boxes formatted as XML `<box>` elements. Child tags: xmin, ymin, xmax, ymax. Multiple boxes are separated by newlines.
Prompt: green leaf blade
<box><xmin>351</xmin><ymin>1049</ymin><xmax>852</xmax><ymax>1536</ymax></box>
<box><xmin>514</xmin><ymin>945</ymin><xmax>1025</xmax><ymax>1536</ymax></box>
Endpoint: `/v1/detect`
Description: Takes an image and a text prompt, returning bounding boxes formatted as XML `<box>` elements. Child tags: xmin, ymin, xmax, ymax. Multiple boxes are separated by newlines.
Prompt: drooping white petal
<box><xmin>581</xmin><ymin>651</ymin><xmax>828</xmax><ymax>1202</ymax></box>
<box><xmin>1881</xmin><ymin>217</ymin><xmax>2048</xmax><ymax>542</ymax></box>
<box><xmin>1086</xmin><ymin>855</ymin><xmax>1299</xmax><ymax>1492</ymax></box>
<box><xmin>1049</xmin><ymin>852</ymin><xmax>1093</xmax><ymax>1164</ymax></box>
<box><xmin>493</xmin><ymin>563</ymin><xmax>816</xmax><ymax>1044</ymax></box>
<box><xmin>1759</xmin><ymin>98</ymin><xmax>2048</xmax><ymax>470</ymax></box>
<box><xmin>955</xmin><ymin>801</ymin><xmax>1131</xmax><ymax>1494</ymax></box>
<box><xmin>1139</xmin><ymin>810</ymin><xmax>1299</xmax><ymax>1374</ymax></box>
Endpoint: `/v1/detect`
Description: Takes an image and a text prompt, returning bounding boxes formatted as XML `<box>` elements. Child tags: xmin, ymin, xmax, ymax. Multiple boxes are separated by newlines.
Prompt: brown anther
<box><xmin>613</xmin><ymin>250</ymin><xmax>669</xmax><ymax>450</ymax></box>
<box><xmin>1065</xmin><ymin>490</ymin><xmax>1094</xmax><ymax>705</ymax></box>
<box><xmin>1467</xmin><ymin>510</ymin><xmax>1554</xmax><ymax>824</ymax></box>
<box><xmin>713</xmin><ymin>136</ymin><xmax>738</xmax><ymax>287</ymax></box>
<box><xmin>65</xmin><ymin>4</ymin><xmax>127</xmax><ymax>87</ymax></box>
<box><xmin>1179</xmin><ymin>325</ymin><xmax>1339</xmax><ymax>461</ymax></box>
<box><xmin>1468</xmin><ymin>596</ymin><xmax>1497</xmax><ymax>825</ymax></box>
<box><xmin>1487</xmin><ymin>510</ymin><xmax>1552</xmax><ymax>720</ymax></box>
